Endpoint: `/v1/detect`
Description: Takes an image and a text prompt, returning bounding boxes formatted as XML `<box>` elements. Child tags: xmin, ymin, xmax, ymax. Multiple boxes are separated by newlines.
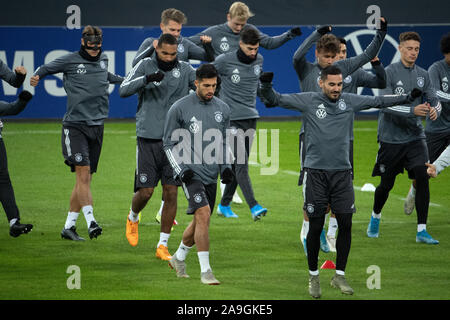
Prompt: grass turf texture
<box><xmin>0</xmin><ymin>119</ymin><xmax>449</xmax><ymax>300</ymax></box>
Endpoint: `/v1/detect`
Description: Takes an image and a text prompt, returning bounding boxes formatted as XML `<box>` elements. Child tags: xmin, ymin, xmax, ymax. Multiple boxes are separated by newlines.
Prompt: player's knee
<box><xmin>378</xmin><ymin>175</ymin><xmax>395</xmax><ymax>192</ymax></box>
<box><xmin>195</xmin><ymin>206</ymin><xmax>211</xmax><ymax>226</ymax></box>
<box><xmin>336</xmin><ymin>214</ymin><xmax>352</xmax><ymax>233</ymax></box>
<box><xmin>162</xmin><ymin>185</ymin><xmax>177</xmax><ymax>203</ymax></box>
<box><xmin>138</xmin><ymin>187</ymin><xmax>154</xmax><ymax>201</ymax></box>
<box><xmin>412</xmin><ymin>165</ymin><xmax>429</xmax><ymax>184</ymax></box>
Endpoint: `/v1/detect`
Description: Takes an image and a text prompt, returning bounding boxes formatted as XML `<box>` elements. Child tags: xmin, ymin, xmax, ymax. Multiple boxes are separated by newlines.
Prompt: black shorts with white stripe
<box><xmin>61</xmin><ymin>124</ymin><xmax>103</xmax><ymax>173</ymax></box>
<box><xmin>181</xmin><ymin>179</ymin><xmax>217</xmax><ymax>215</ymax></box>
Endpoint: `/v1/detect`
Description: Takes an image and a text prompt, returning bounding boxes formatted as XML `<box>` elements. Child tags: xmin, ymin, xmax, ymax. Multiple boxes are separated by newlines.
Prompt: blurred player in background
<box><xmin>367</xmin><ymin>31</ymin><xmax>441</xmax><ymax>244</ymax></box>
<box><xmin>404</xmin><ymin>32</ymin><xmax>450</xmax><ymax>215</ymax></box>
<box><xmin>1</xmin><ymin>59</ymin><xmax>34</xmax><ymax>237</ymax></box>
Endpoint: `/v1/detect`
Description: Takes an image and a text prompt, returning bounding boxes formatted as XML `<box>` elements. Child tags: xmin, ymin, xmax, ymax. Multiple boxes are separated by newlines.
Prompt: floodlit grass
<box><xmin>0</xmin><ymin>120</ymin><xmax>449</xmax><ymax>300</ymax></box>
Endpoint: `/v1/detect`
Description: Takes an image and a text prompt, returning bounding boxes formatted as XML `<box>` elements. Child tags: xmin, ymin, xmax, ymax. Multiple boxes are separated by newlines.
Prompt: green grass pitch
<box><xmin>0</xmin><ymin>119</ymin><xmax>449</xmax><ymax>300</ymax></box>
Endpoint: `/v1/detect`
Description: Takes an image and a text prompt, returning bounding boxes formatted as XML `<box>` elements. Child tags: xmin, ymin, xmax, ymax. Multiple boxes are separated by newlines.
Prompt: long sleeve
<box><xmin>335</xmin><ymin>30</ymin><xmax>386</xmax><ymax>77</ymax></box>
<box><xmin>257</xmin><ymin>26</ymin><xmax>293</xmax><ymax>50</ymax></box>
<box><xmin>350</xmin><ymin>93</ymin><xmax>411</xmax><ymax>112</ymax></box>
<box><xmin>119</xmin><ymin>59</ymin><xmax>148</xmax><ymax>97</ymax></box>
<box><xmin>423</xmin><ymin>72</ymin><xmax>441</xmax><ymax>114</ymax></box>
<box><xmin>429</xmin><ymin>63</ymin><xmax>450</xmax><ymax>103</ymax></box>
<box><xmin>292</xmin><ymin>30</ymin><xmax>321</xmax><ymax>79</ymax></box>
<box><xmin>108</xmin><ymin>72</ymin><xmax>124</xmax><ymax>84</ymax></box>
<box><xmin>34</xmin><ymin>54</ymin><xmax>70</xmax><ymax>78</ymax></box>
<box><xmin>163</xmin><ymin>105</ymin><xmax>187</xmax><ymax>179</ymax></box>
<box><xmin>355</xmin><ymin>62</ymin><xmax>387</xmax><ymax>89</ymax></box>
<box><xmin>0</xmin><ymin>59</ymin><xmax>25</xmax><ymax>88</ymax></box>
<box><xmin>219</xmin><ymin>108</ymin><xmax>232</xmax><ymax>174</ymax></box>
<box><xmin>260</xmin><ymin>83</ymin><xmax>308</xmax><ymax>112</ymax></box>
<box><xmin>185</xmin><ymin>38</ymin><xmax>215</xmax><ymax>62</ymax></box>
<box><xmin>434</xmin><ymin>145</ymin><xmax>450</xmax><ymax>175</ymax></box>
<box><xmin>132</xmin><ymin>38</ymin><xmax>155</xmax><ymax>67</ymax></box>
<box><xmin>0</xmin><ymin>97</ymin><xmax>28</xmax><ymax>116</ymax></box>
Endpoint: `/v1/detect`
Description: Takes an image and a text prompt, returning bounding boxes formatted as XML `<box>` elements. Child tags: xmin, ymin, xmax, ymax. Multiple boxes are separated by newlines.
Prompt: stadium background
<box><xmin>1</xmin><ymin>0</ymin><xmax>449</xmax><ymax>118</ymax></box>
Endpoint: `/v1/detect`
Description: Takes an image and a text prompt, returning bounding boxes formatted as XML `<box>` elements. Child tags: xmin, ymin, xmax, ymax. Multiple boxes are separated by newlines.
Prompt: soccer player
<box><xmin>119</xmin><ymin>33</ymin><xmax>196</xmax><ymax>260</ymax></box>
<box><xmin>426</xmin><ymin>144</ymin><xmax>450</xmax><ymax>177</ymax></box>
<box><xmin>189</xmin><ymin>1</ymin><xmax>302</xmax><ymax>59</ymax></box>
<box><xmin>212</xmin><ymin>25</ymin><xmax>267</xmax><ymax>220</ymax></box>
<box><xmin>30</xmin><ymin>26</ymin><xmax>123</xmax><ymax>241</ymax></box>
<box><xmin>163</xmin><ymin>63</ymin><xmax>233</xmax><ymax>285</ymax></box>
<box><xmin>324</xmin><ymin>37</ymin><xmax>387</xmax><ymax>251</ymax></box>
<box><xmin>259</xmin><ymin>65</ymin><xmax>422</xmax><ymax>298</ymax></box>
<box><xmin>293</xmin><ymin>19</ymin><xmax>387</xmax><ymax>254</ymax></box>
<box><xmin>1</xmin><ymin>59</ymin><xmax>34</xmax><ymax>237</ymax></box>
<box><xmin>132</xmin><ymin>8</ymin><xmax>214</xmax><ymax>67</ymax></box>
<box><xmin>404</xmin><ymin>32</ymin><xmax>450</xmax><ymax>213</ymax></box>
<box><xmin>132</xmin><ymin>8</ymin><xmax>215</xmax><ymax>224</ymax></box>
<box><xmin>367</xmin><ymin>31</ymin><xmax>441</xmax><ymax>244</ymax></box>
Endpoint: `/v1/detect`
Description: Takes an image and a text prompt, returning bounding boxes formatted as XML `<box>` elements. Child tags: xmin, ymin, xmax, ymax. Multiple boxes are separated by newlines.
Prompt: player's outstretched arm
<box><xmin>0</xmin><ymin>60</ymin><xmax>26</xmax><ymax>88</ymax></box>
<box><xmin>259</xmin><ymin>72</ymin><xmax>309</xmax><ymax>112</ymax></box>
<box><xmin>0</xmin><ymin>91</ymin><xmax>33</xmax><ymax>116</ymax></box>
<box><xmin>258</xmin><ymin>24</ymin><xmax>302</xmax><ymax>50</ymax></box>
<box><xmin>292</xmin><ymin>26</ymin><xmax>329</xmax><ymax>78</ymax></box>
<box><xmin>335</xmin><ymin>17</ymin><xmax>387</xmax><ymax>77</ymax></box>
<box><xmin>427</xmin><ymin>145</ymin><xmax>450</xmax><ymax>177</ymax></box>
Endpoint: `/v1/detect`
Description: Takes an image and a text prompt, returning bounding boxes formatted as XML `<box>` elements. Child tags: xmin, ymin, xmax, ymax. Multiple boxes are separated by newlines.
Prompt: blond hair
<box><xmin>229</xmin><ymin>2</ymin><xmax>254</xmax><ymax>20</ymax></box>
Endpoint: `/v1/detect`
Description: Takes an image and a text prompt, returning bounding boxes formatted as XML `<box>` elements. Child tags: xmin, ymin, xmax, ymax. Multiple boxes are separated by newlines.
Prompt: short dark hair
<box><xmin>320</xmin><ymin>65</ymin><xmax>342</xmax><ymax>81</ymax></box>
<box><xmin>399</xmin><ymin>31</ymin><xmax>421</xmax><ymax>43</ymax></box>
<box><xmin>196</xmin><ymin>63</ymin><xmax>218</xmax><ymax>80</ymax></box>
<box><xmin>157</xmin><ymin>33</ymin><xmax>178</xmax><ymax>47</ymax></box>
<box><xmin>240</xmin><ymin>25</ymin><xmax>260</xmax><ymax>45</ymax></box>
<box><xmin>337</xmin><ymin>37</ymin><xmax>347</xmax><ymax>45</ymax></box>
<box><xmin>316</xmin><ymin>34</ymin><xmax>340</xmax><ymax>55</ymax></box>
<box><xmin>440</xmin><ymin>33</ymin><xmax>450</xmax><ymax>54</ymax></box>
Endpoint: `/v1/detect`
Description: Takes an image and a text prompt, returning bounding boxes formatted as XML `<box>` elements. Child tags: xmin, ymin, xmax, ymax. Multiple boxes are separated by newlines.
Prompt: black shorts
<box><xmin>181</xmin><ymin>179</ymin><xmax>217</xmax><ymax>215</ymax></box>
<box><xmin>302</xmin><ymin>168</ymin><xmax>356</xmax><ymax>218</ymax></box>
<box><xmin>426</xmin><ymin>131</ymin><xmax>450</xmax><ymax>163</ymax></box>
<box><xmin>372</xmin><ymin>139</ymin><xmax>429</xmax><ymax>179</ymax></box>
<box><xmin>298</xmin><ymin>133</ymin><xmax>354</xmax><ymax>186</ymax></box>
<box><xmin>134</xmin><ymin>137</ymin><xmax>179</xmax><ymax>191</ymax></box>
<box><xmin>61</xmin><ymin>124</ymin><xmax>103</xmax><ymax>174</ymax></box>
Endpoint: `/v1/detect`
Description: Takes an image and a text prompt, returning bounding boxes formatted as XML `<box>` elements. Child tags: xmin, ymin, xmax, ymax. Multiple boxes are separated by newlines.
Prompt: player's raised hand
<box><xmin>317</xmin><ymin>25</ymin><xmax>332</xmax><ymax>35</ymax></box>
<box><xmin>14</xmin><ymin>66</ymin><xmax>27</xmax><ymax>75</ymax></box>
<box><xmin>378</xmin><ymin>17</ymin><xmax>387</xmax><ymax>31</ymax></box>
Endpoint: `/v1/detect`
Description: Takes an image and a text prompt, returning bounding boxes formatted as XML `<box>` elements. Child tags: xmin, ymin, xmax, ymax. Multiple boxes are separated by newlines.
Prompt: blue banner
<box><xmin>1</xmin><ymin>25</ymin><xmax>448</xmax><ymax>119</ymax></box>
